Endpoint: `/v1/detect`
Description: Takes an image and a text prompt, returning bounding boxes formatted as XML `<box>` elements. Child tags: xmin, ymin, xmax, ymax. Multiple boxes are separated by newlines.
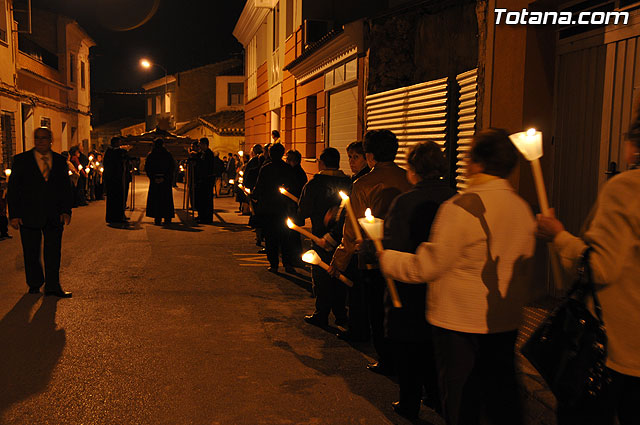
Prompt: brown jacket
<box><xmin>330</xmin><ymin>161</ymin><xmax>411</xmax><ymax>271</ymax></box>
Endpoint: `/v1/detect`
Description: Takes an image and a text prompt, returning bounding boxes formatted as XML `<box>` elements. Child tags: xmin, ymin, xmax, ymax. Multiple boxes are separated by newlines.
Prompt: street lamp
<box><xmin>140</xmin><ymin>58</ymin><xmax>169</xmax><ymax>114</ymax></box>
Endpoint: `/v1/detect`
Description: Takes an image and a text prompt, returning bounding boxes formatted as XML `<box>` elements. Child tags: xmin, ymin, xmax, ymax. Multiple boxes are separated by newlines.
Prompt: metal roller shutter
<box><xmin>366</xmin><ymin>78</ymin><xmax>449</xmax><ymax>168</ymax></box>
<box><xmin>329</xmin><ymin>85</ymin><xmax>359</xmax><ymax>171</ymax></box>
<box><xmin>455</xmin><ymin>68</ymin><xmax>478</xmax><ymax>191</ymax></box>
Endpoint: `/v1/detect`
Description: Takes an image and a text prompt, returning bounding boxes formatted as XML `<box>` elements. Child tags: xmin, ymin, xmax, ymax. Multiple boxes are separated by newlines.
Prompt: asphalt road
<box><xmin>0</xmin><ymin>180</ymin><xmax>444</xmax><ymax>425</ymax></box>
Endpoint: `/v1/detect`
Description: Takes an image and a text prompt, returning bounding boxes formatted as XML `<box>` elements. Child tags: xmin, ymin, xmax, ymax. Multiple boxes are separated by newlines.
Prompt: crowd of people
<box><xmin>3</xmin><ymin>105</ymin><xmax>638</xmax><ymax>424</ymax></box>
<box><xmin>238</xmin><ymin>118</ymin><xmax>639</xmax><ymax>424</ymax></box>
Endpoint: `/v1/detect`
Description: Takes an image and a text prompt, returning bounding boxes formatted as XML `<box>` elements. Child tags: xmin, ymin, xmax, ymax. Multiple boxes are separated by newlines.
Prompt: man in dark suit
<box><xmin>195</xmin><ymin>138</ymin><xmax>215</xmax><ymax>223</ymax></box>
<box><xmin>8</xmin><ymin>127</ymin><xmax>73</xmax><ymax>297</ymax></box>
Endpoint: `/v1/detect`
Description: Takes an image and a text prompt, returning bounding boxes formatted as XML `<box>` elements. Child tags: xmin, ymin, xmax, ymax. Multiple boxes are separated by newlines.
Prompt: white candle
<box><xmin>301</xmin><ymin>250</ymin><xmax>353</xmax><ymax>287</ymax></box>
<box><xmin>338</xmin><ymin>191</ymin><xmax>363</xmax><ymax>242</ymax></box>
<box><xmin>279</xmin><ymin>187</ymin><xmax>299</xmax><ymax>203</ymax></box>
<box><xmin>286</xmin><ymin>218</ymin><xmax>323</xmax><ymax>245</ymax></box>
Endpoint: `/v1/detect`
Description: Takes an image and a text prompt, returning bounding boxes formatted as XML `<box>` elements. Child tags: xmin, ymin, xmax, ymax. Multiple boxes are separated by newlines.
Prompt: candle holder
<box><xmin>358</xmin><ymin>208</ymin><xmax>402</xmax><ymax>308</ymax></box>
<box><xmin>302</xmin><ymin>250</ymin><xmax>353</xmax><ymax>287</ymax></box>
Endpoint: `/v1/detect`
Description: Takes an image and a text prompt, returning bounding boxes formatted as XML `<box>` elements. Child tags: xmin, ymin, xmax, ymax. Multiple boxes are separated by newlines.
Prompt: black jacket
<box><xmin>297</xmin><ymin>170</ymin><xmax>351</xmax><ymax>241</ymax></box>
<box><xmin>290</xmin><ymin>164</ymin><xmax>308</xmax><ymax>198</ymax></box>
<box><xmin>145</xmin><ymin>146</ymin><xmax>175</xmax><ymax>218</ymax></box>
<box><xmin>252</xmin><ymin>158</ymin><xmax>295</xmax><ymax>215</ymax></box>
<box><xmin>8</xmin><ymin>149</ymin><xmax>73</xmax><ymax>228</ymax></box>
<box><xmin>243</xmin><ymin>156</ymin><xmax>262</xmax><ymax>190</ymax></box>
<box><xmin>383</xmin><ymin>179</ymin><xmax>456</xmax><ymax>342</ymax></box>
<box><xmin>196</xmin><ymin>149</ymin><xmax>215</xmax><ymax>183</ymax></box>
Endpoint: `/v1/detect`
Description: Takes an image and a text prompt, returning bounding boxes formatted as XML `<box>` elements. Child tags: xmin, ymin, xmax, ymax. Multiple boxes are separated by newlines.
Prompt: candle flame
<box><xmin>68</xmin><ymin>170</ymin><xmax>73</xmax><ymax>176</ymax></box>
<box><xmin>245</xmin><ymin>188</ymin><xmax>251</xmax><ymax>194</ymax></box>
<box><xmin>96</xmin><ymin>162</ymin><xmax>100</xmax><ymax>166</ymax></box>
<box><xmin>286</xmin><ymin>218</ymin><xmax>294</xmax><ymax>229</ymax></box>
<box><xmin>365</xmin><ymin>208</ymin><xmax>374</xmax><ymax>222</ymax></box>
<box><xmin>279</xmin><ymin>187</ymin><xmax>286</xmax><ymax>194</ymax></box>
<box><xmin>100</xmin><ymin>167</ymin><xmax>104</xmax><ymax>172</ymax></box>
<box><xmin>88</xmin><ymin>155</ymin><xmax>94</xmax><ymax>161</ymax></box>
<box><xmin>85</xmin><ymin>168</ymin><xmax>90</xmax><ymax>173</ymax></box>
<box><xmin>229</xmin><ymin>179</ymin><xmax>234</xmax><ymax>184</ymax></box>
<box><xmin>4</xmin><ymin>168</ymin><xmax>10</xmax><ymax>176</ymax></box>
<box><xmin>339</xmin><ymin>191</ymin><xmax>348</xmax><ymax>201</ymax></box>
<box><xmin>77</xmin><ymin>164</ymin><xmax>82</xmax><ymax>170</ymax></box>
<box><xmin>238</xmin><ymin>183</ymin><xmax>243</xmax><ymax>189</ymax></box>
<box><xmin>526</xmin><ymin>128</ymin><xmax>537</xmax><ymax>137</ymax></box>
<box><xmin>239</xmin><ymin>171</ymin><xmax>244</xmax><ymax>176</ymax></box>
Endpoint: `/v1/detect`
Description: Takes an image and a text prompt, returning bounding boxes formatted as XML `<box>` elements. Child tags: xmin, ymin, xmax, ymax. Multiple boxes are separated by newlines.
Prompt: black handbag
<box><xmin>521</xmin><ymin>248</ymin><xmax>610</xmax><ymax>407</ymax></box>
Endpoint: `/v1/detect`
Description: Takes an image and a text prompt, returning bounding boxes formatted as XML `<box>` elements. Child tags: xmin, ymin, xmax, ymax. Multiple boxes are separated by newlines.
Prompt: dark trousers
<box><xmin>345</xmin><ymin>262</ymin><xmax>369</xmax><ymax>340</ymax></box>
<box><xmin>195</xmin><ymin>181</ymin><xmax>214</xmax><ymax>221</ymax></box>
<box><xmin>19</xmin><ymin>221</ymin><xmax>64</xmax><ymax>291</ymax></box>
<box><xmin>557</xmin><ymin>368</ymin><xmax>640</xmax><ymax>425</ymax></box>
<box><xmin>311</xmin><ymin>261</ymin><xmax>347</xmax><ymax>322</ymax></box>
<box><xmin>0</xmin><ymin>215</ymin><xmax>8</xmax><ymax>236</ymax></box>
<box><xmin>263</xmin><ymin>214</ymin><xmax>292</xmax><ymax>268</ymax></box>
<box><xmin>363</xmin><ymin>269</ymin><xmax>393</xmax><ymax>366</ymax></box>
<box><xmin>394</xmin><ymin>336</ymin><xmax>439</xmax><ymax>416</ymax></box>
<box><xmin>432</xmin><ymin>327</ymin><xmax>522</xmax><ymax>425</ymax></box>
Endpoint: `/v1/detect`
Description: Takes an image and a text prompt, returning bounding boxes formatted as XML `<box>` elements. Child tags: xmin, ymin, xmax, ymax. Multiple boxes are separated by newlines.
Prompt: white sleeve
<box><xmin>380</xmin><ymin>202</ymin><xmax>467</xmax><ymax>283</ymax></box>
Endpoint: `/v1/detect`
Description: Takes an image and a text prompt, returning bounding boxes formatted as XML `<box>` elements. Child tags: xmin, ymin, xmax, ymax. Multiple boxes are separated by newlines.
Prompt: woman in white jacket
<box><xmin>380</xmin><ymin>129</ymin><xmax>536</xmax><ymax>425</ymax></box>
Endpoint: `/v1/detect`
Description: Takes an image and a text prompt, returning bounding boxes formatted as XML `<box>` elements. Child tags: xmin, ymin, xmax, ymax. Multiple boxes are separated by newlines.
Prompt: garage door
<box><xmin>329</xmin><ymin>85</ymin><xmax>358</xmax><ymax>172</ymax></box>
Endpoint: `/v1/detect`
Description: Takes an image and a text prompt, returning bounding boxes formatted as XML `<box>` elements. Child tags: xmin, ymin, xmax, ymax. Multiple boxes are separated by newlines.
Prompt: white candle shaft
<box><xmin>371</xmin><ymin>239</ymin><xmax>402</xmax><ymax>308</ymax></box>
<box><xmin>343</xmin><ymin>198</ymin><xmax>363</xmax><ymax>242</ymax></box>
<box><xmin>291</xmin><ymin>223</ymin><xmax>323</xmax><ymax>245</ymax></box>
<box><xmin>316</xmin><ymin>260</ymin><xmax>354</xmax><ymax>287</ymax></box>
<box><xmin>529</xmin><ymin>158</ymin><xmax>563</xmax><ymax>288</ymax></box>
<box><xmin>281</xmin><ymin>189</ymin><xmax>299</xmax><ymax>203</ymax></box>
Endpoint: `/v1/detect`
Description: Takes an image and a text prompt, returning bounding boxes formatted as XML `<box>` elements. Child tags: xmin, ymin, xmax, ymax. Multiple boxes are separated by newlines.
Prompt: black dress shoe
<box><xmin>28</xmin><ymin>287</ymin><xmax>41</xmax><ymax>294</ymax></box>
<box><xmin>44</xmin><ymin>290</ymin><xmax>72</xmax><ymax>298</ymax></box>
<box><xmin>304</xmin><ymin>314</ymin><xmax>328</xmax><ymax>327</ymax></box>
<box><xmin>367</xmin><ymin>361</ymin><xmax>394</xmax><ymax>376</ymax></box>
<box><xmin>391</xmin><ymin>401</ymin><xmax>419</xmax><ymax>419</ymax></box>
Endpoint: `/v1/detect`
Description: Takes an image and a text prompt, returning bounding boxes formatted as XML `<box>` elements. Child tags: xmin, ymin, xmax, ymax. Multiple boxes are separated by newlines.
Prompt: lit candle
<box><xmin>68</xmin><ymin>170</ymin><xmax>73</xmax><ymax>176</ymax></box>
<box><xmin>286</xmin><ymin>218</ymin><xmax>323</xmax><ymax>245</ymax></box>
<box><xmin>510</xmin><ymin>128</ymin><xmax>562</xmax><ymax>287</ymax></box>
<box><xmin>239</xmin><ymin>170</ymin><xmax>244</xmax><ymax>176</ymax></box>
<box><xmin>279</xmin><ymin>187</ymin><xmax>299</xmax><ymax>203</ymax></box>
<box><xmin>99</xmin><ymin>167</ymin><xmax>104</xmax><ymax>173</ymax></box>
<box><xmin>229</xmin><ymin>179</ymin><xmax>234</xmax><ymax>185</ymax></box>
<box><xmin>301</xmin><ymin>250</ymin><xmax>353</xmax><ymax>287</ymax></box>
<box><xmin>77</xmin><ymin>164</ymin><xmax>82</xmax><ymax>170</ymax></box>
<box><xmin>4</xmin><ymin>169</ymin><xmax>10</xmax><ymax>177</ymax></box>
<box><xmin>338</xmin><ymin>191</ymin><xmax>363</xmax><ymax>242</ymax></box>
<box><xmin>84</xmin><ymin>167</ymin><xmax>90</xmax><ymax>173</ymax></box>
<box><xmin>96</xmin><ymin>162</ymin><xmax>100</xmax><ymax>166</ymax></box>
<box><xmin>358</xmin><ymin>209</ymin><xmax>402</xmax><ymax>308</ymax></box>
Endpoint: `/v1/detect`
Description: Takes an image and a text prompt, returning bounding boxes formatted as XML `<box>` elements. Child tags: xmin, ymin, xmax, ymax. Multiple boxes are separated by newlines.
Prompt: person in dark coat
<box><xmin>195</xmin><ymin>138</ymin><xmax>215</xmax><ymax>223</ymax></box>
<box><xmin>7</xmin><ymin>127</ymin><xmax>73</xmax><ymax>297</ymax></box>
<box><xmin>103</xmin><ymin>137</ymin><xmax>128</xmax><ymax>224</ymax></box>
<box><xmin>145</xmin><ymin>139</ymin><xmax>175</xmax><ymax>225</ymax></box>
<box><xmin>245</xmin><ymin>144</ymin><xmax>264</xmax><ymax>246</ymax></box>
<box><xmin>297</xmin><ymin>148</ymin><xmax>352</xmax><ymax>327</ymax></box>
<box><xmin>286</xmin><ymin>149</ymin><xmax>307</xmax><ymax>264</ymax></box>
<box><xmin>383</xmin><ymin>141</ymin><xmax>456</xmax><ymax>419</ymax></box>
<box><xmin>252</xmin><ymin>143</ymin><xmax>296</xmax><ymax>273</ymax></box>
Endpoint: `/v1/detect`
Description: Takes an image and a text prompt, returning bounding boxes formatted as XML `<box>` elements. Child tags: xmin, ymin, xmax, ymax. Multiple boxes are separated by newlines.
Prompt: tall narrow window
<box><xmin>69</xmin><ymin>53</ymin><xmax>75</xmax><ymax>83</ymax></box>
<box><xmin>272</xmin><ymin>2</ymin><xmax>280</xmax><ymax>51</ymax></box>
<box><xmin>164</xmin><ymin>92</ymin><xmax>171</xmax><ymax>113</ymax></box>
<box><xmin>228</xmin><ymin>83</ymin><xmax>244</xmax><ymax>106</ymax></box>
<box><xmin>147</xmin><ymin>98</ymin><xmax>153</xmax><ymax>116</ymax></box>
<box><xmin>285</xmin><ymin>0</ymin><xmax>293</xmax><ymax>38</ymax></box>
<box><xmin>80</xmin><ymin>61</ymin><xmax>86</xmax><ymax>89</ymax></box>
<box><xmin>0</xmin><ymin>0</ymin><xmax>8</xmax><ymax>43</ymax></box>
<box><xmin>156</xmin><ymin>95</ymin><xmax>161</xmax><ymax>115</ymax></box>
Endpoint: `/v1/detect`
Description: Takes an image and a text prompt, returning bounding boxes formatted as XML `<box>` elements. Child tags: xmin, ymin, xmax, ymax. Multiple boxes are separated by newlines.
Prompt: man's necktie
<box><xmin>42</xmin><ymin>155</ymin><xmax>50</xmax><ymax>181</ymax></box>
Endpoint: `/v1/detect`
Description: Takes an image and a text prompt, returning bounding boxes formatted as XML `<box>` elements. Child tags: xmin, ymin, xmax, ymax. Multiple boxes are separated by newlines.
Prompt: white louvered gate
<box><xmin>365</xmin><ymin>78</ymin><xmax>449</xmax><ymax>168</ymax></box>
<box><xmin>455</xmin><ymin>69</ymin><xmax>478</xmax><ymax>191</ymax></box>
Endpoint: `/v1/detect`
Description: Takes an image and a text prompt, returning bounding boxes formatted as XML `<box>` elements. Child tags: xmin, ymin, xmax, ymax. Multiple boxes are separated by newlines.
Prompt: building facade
<box><xmin>0</xmin><ymin>1</ymin><xmax>94</xmax><ymax>170</ymax></box>
<box><xmin>142</xmin><ymin>58</ymin><xmax>244</xmax><ymax>132</ymax></box>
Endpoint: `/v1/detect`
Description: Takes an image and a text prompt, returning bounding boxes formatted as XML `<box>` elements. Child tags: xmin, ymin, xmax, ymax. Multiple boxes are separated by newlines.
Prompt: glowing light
<box><xmin>96</xmin><ymin>162</ymin><xmax>100</xmax><ymax>166</ymax></box>
<box><xmin>229</xmin><ymin>179</ymin><xmax>234</xmax><ymax>184</ymax></box>
<box><xmin>339</xmin><ymin>191</ymin><xmax>348</xmax><ymax>201</ymax></box>
<box><xmin>509</xmin><ymin>128</ymin><xmax>543</xmax><ymax>161</ymax></box>
<box><xmin>286</xmin><ymin>218</ymin><xmax>294</xmax><ymax>229</ymax></box>
<box><xmin>77</xmin><ymin>164</ymin><xmax>82</xmax><ymax>170</ymax></box>
<box><xmin>239</xmin><ymin>171</ymin><xmax>244</xmax><ymax>176</ymax></box>
<box><xmin>238</xmin><ymin>150</ymin><xmax>244</xmax><ymax>157</ymax></box>
<box><xmin>99</xmin><ymin>167</ymin><xmax>104</xmax><ymax>172</ymax></box>
<box><xmin>88</xmin><ymin>155</ymin><xmax>94</xmax><ymax>161</ymax></box>
<box><xmin>279</xmin><ymin>187</ymin><xmax>286</xmax><ymax>194</ymax></box>
<box><xmin>301</xmin><ymin>250</ymin><xmax>320</xmax><ymax>265</ymax></box>
<box><xmin>365</xmin><ymin>208</ymin><xmax>374</xmax><ymax>223</ymax></box>
<box><xmin>85</xmin><ymin>168</ymin><xmax>90</xmax><ymax>173</ymax></box>
<box><xmin>4</xmin><ymin>169</ymin><xmax>10</xmax><ymax>177</ymax></box>
<box><xmin>140</xmin><ymin>59</ymin><xmax>151</xmax><ymax>68</ymax></box>
<box><xmin>68</xmin><ymin>170</ymin><xmax>73</xmax><ymax>176</ymax></box>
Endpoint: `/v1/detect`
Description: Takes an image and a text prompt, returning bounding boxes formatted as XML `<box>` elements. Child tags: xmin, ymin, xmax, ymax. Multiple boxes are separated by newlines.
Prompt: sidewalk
<box><xmin>518</xmin><ymin>299</ymin><xmax>560</xmax><ymax>425</ymax></box>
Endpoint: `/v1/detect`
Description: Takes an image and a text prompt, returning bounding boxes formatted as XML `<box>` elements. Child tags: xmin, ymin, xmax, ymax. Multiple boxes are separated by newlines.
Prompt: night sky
<box><xmin>33</xmin><ymin>0</ymin><xmax>245</xmax><ymax>125</ymax></box>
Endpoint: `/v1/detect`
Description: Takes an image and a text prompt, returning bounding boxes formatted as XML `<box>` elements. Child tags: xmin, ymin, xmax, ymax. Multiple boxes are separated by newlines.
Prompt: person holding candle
<box><xmin>286</xmin><ymin>149</ymin><xmax>308</xmax><ymax>264</ymax></box>
<box><xmin>536</xmin><ymin>112</ymin><xmax>640</xmax><ymax>425</ymax></box>
<box><xmin>382</xmin><ymin>141</ymin><xmax>456</xmax><ymax>419</ymax></box>
<box><xmin>330</xmin><ymin>129</ymin><xmax>411</xmax><ymax>375</ymax></box>
<box><xmin>252</xmin><ymin>143</ymin><xmax>296</xmax><ymax>273</ymax></box>
<box><xmin>379</xmin><ymin>129</ymin><xmax>535</xmax><ymax>425</ymax></box>
<box><xmin>297</xmin><ymin>148</ymin><xmax>352</xmax><ymax>327</ymax></box>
